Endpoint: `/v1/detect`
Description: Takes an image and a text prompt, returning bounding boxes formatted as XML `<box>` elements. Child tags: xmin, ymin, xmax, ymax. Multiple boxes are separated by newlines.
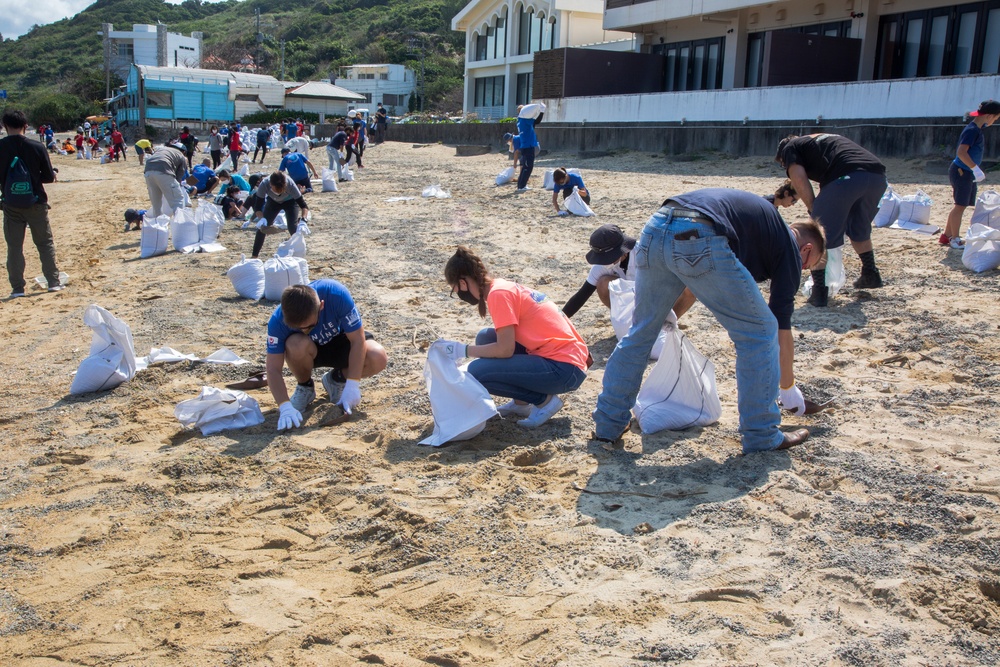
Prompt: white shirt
<box><xmin>285</xmin><ymin>136</ymin><xmax>311</xmax><ymax>154</ymax></box>
<box><xmin>586</xmin><ymin>246</ymin><xmax>637</xmax><ymax>286</ymax></box>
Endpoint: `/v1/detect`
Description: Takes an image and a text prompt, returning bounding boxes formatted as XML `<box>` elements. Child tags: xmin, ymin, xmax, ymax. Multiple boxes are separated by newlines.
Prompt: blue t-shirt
<box><xmin>669</xmin><ymin>188</ymin><xmax>801</xmax><ymax>330</ymax></box>
<box><xmin>220</xmin><ymin>173</ymin><xmax>250</xmax><ymax>195</ymax></box>
<box><xmin>511</xmin><ymin>136</ymin><xmax>521</xmax><ymax>152</ymax></box>
<box><xmin>279</xmin><ymin>152</ymin><xmax>309</xmax><ymax>181</ymax></box>
<box><xmin>256</xmin><ymin>128</ymin><xmax>271</xmax><ymax>146</ymax></box>
<box><xmin>953</xmin><ymin>121</ymin><xmax>985</xmax><ymax>168</ymax></box>
<box><xmin>192</xmin><ymin>164</ymin><xmax>216</xmax><ymax>190</ymax></box>
<box><xmin>285</xmin><ymin>123</ymin><xmax>298</xmax><ymax>141</ymax></box>
<box><xmin>266</xmin><ymin>279</ymin><xmax>362</xmax><ymax>354</ymax></box>
<box><xmin>330</xmin><ymin>131</ymin><xmax>348</xmax><ymax>150</ymax></box>
<box><xmin>516</xmin><ymin>115</ymin><xmax>539</xmax><ymax>149</ymax></box>
<box><xmin>558</xmin><ymin>173</ymin><xmax>586</xmax><ymax>196</ymax></box>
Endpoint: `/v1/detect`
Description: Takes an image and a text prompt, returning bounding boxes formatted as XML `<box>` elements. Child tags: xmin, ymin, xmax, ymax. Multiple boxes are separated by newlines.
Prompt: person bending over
<box><xmin>551</xmin><ymin>167</ymin><xmax>590</xmax><ymax>215</ymax></box>
<box><xmin>278</xmin><ymin>147</ymin><xmax>318</xmax><ymax>192</ymax></box>
<box><xmin>250</xmin><ymin>171</ymin><xmax>310</xmax><ymax>259</ymax></box>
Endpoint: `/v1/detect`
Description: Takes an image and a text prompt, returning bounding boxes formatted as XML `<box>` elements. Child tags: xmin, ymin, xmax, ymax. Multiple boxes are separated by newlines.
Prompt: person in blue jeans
<box><xmin>942</xmin><ymin>99</ymin><xmax>1000</xmax><ymax>248</ymax></box>
<box><xmin>515</xmin><ymin>102</ymin><xmax>545</xmax><ymax>192</ymax></box>
<box><xmin>593</xmin><ymin>189</ymin><xmax>826</xmax><ymax>453</ymax></box>
<box><xmin>437</xmin><ymin>246</ymin><xmax>590</xmax><ymax>429</ymax></box>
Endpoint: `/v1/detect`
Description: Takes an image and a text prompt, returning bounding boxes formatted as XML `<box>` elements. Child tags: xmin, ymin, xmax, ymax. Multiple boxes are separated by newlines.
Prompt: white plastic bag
<box><xmin>238</xmin><ymin>163</ymin><xmax>249</xmax><ymax>177</ymax></box>
<box><xmin>263</xmin><ymin>255</ymin><xmax>309</xmax><ymax>301</ymax></box>
<box><xmin>872</xmin><ymin>185</ymin><xmax>901</xmax><ymax>228</ymax></box>
<box><xmin>227</xmin><ymin>254</ymin><xmax>266</xmax><ymax>299</ymax></box>
<box><xmin>565</xmin><ymin>187</ymin><xmax>595</xmax><ymax>217</ymax></box>
<box><xmin>344</xmin><ymin>168</ymin><xmax>355</xmax><ymax>182</ymax></box>
<box><xmin>495</xmin><ymin>166</ymin><xmax>514</xmax><ymax>186</ymax></box>
<box><xmin>321</xmin><ymin>168</ymin><xmax>339</xmax><ymax>192</ymax></box>
<box><xmin>970</xmin><ymin>190</ymin><xmax>1000</xmax><ymax>229</ymax></box>
<box><xmin>608</xmin><ymin>279</ymin><xmax>669</xmax><ymax>360</ymax></box>
<box><xmin>195</xmin><ymin>202</ymin><xmax>224</xmax><ymax>244</ymax></box>
<box><xmin>896</xmin><ymin>189</ymin><xmax>932</xmax><ymax>225</ymax></box>
<box><xmin>518</xmin><ymin>102</ymin><xmax>546</xmax><ymax>119</ymax></box>
<box><xmin>34</xmin><ymin>271</ymin><xmax>70</xmax><ymax>289</ymax></box>
<box><xmin>543</xmin><ymin>167</ymin><xmax>581</xmax><ymax>191</ymax></box>
<box><xmin>962</xmin><ymin>223</ymin><xmax>1000</xmax><ymax>273</ymax></box>
<box><xmin>70</xmin><ymin>305</ymin><xmax>138</xmax><ymax>395</ymax></box>
<box><xmin>419</xmin><ymin>342</ymin><xmax>497</xmax><ymax>446</ymax></box>
<box><xmin>422</xmin><ymin>184</ymin><xmax>451</xmax><ymax>199</ymax></box>
<box><xmin>140</xmin><ymin>215</ymin><xmax>170</xmax><ymax>258</ymax></box>
<box><xmin>801</xmin><ymin>246</ymin><xmax>845</xmax><ymax>298</ymax></box>
<box><xmin>170</xmin><ymin>207</ymin><xmax>200</xmax><ymax>252</ymax></box>
<box><xmin>174</xmin><ymin>386</ymin><xmax>264</xmax><ymax>436</ymax></box>
<box><xmin>276</xmin><ymin>225</ymin><xmax>309</xmax><ymax>258</ymax></box>
<box><xmin>632</xmin><ymin>323</ymin><xmax>722</xmax><ymax>433</ymax></box>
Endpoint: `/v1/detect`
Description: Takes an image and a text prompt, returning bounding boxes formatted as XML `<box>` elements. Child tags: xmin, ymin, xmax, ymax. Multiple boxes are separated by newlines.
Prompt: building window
<box><xmin>116</xmin><ymin>42</ymin><xmax>134</xmax><ymax>58</ymax></box>
<box><xmin>875</xmin><ymin>2</ymin><xmax>1000</xmax><ymax>79</ymax></box>
<box><xmin>474</xmin><ymin>75</ymin><xmax>505</xmax><ymax>107</ymax></box>
<box><xmin>380</xmin><ymin>73</ymin><xmax>388</xmax><ymax>80</ymax></box>
<box><xmin>516</xmin><ymin>73</ymin><xmax>532</xmax><ymax>105</ymax></box>
<box><xmin>654</xmin><ymin>37</ymin><xmax>725</xmax><ymax>92</ymax></box>
<box><xmin>475</xmin><ymin>32</ymin><xmax>488</xmax><ymax>61</ymax></box>
<box><xmin>495</xmin><ymin>13</ymin><xmax>508</xmax><ymax>60</ymax></box>
<box><xmin>146</xmin><ymin>91</ymin><xmax>172</xmax><ymax>108</ymax></box>
<box><xmin>744</xmin><ymin>21</ymin><xmax>851</xmax><ymax>87</ymax></box>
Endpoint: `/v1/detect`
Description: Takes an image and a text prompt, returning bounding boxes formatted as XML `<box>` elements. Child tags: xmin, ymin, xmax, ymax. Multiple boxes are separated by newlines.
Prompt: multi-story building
<box><xmin>451</xmin><ymin>0</ymin><xmax>633</xmax><ymax>119</ymax></box>
<box><xmin>104</xmin><ymin>23</ymin><xmax>203</xmax><ymax>84</ymax></box>
<box><xmin>334</xmin><ymin>64</ymin><xmax>416</xmax><ymax>115</ymax></box>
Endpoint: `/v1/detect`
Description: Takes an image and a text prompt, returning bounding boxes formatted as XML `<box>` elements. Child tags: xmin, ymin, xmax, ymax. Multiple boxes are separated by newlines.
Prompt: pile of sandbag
<box><xmin>872</xmin><ymin>185</ymin><xmax>938</xmax><ymax>234</ymax></box>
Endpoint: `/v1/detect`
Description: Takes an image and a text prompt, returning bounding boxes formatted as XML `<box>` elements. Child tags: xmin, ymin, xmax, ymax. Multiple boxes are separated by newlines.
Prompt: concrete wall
<box><xmin>383</xmin><ymin>119</ymin><xmax>1000</xmax><ymax>158</ymax></box>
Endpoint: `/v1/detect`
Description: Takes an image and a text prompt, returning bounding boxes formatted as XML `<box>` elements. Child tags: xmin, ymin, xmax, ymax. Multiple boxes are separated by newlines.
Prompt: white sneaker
<box><xmin>289</xmin><ymin>382</ymin><xmax>315</xmax><ymax>411</ymax></box>
<box><xmin>48</xmin><ymin>285</ymin><xmax>64</xmax><ymax>293</ymax></box>
<box><xmin>9</xmin><ymin>291</ymin><xmax>25</xmax><ymax>299</ymax></box>
<box><xmin>515</xmin><ymin>187</ymin><xmax>531</xmax><ymax>193</ymax></box>
<box><xmin>322</xmin><ymin>370</ymin><xmax>345</xmax><ymax>404</ymax></box>
<box><xmin>518</xmin><ymin>395</ymin><xmax>564</xmax><ymax>429</ymax></box>
<box><xmin>496</xmin><ymin>400</ymin><xmax>532</xmax><ymax>418</ymax></box>
<box><xmin>950</xmin><ymin>237</ymin><xmax>966</xmax><ymax>249</ymax></box>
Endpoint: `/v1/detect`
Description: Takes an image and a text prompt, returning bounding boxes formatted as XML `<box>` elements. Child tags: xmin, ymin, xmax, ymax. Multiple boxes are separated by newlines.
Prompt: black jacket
<box><xmin>0</xmin><ymin>134</ymin><xmax>55</xmax><ymax>205</ymax></box>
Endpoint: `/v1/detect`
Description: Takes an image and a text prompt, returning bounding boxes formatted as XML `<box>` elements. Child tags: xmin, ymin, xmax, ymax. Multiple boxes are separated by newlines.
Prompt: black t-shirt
<box><xmin>779</xmin><ymin>134</ymin><xmax>885</xmax><ymax>186</ymax></box>
<box><xmin>0</xmin><ymin>134</ymin><xmax>55</xmax><ymax>205</ymax></box>
<box><xmin>666</xmin><ymin>188</ymin><xmax>802</xmax><ymax>330</ymax></box>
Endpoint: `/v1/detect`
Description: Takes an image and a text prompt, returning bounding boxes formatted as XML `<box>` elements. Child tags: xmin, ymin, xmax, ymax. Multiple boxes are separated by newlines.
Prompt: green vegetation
<box><xmin>0</xmin><ymin>0</ymin><xmax>467</xmax><ymax>129</ymax></box>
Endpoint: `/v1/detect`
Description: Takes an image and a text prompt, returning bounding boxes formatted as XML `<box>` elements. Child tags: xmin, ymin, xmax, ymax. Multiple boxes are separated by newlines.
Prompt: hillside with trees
<box><xmin>0</xmin><ymin>0</ymin><xmax>467</xmax><ymax>128</ymax></box>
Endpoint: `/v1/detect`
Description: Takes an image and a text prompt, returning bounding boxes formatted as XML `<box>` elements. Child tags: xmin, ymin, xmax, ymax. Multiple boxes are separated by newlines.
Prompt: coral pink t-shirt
<box><xmin>486</xmin><ymin>279</ymin><xmax>589</xmax><ymax>371</ymax></box>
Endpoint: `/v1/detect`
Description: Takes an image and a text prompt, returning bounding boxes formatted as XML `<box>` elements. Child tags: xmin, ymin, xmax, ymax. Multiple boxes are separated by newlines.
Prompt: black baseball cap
<box><xmin>586</xmin><ymin>224</ymin><xmax>636</xmax><ymax>265</ymax></box>
<box><xmin>971</xmin><ymin>100</ymin><xmax>1000</xmax><ymax>117</ymax></box>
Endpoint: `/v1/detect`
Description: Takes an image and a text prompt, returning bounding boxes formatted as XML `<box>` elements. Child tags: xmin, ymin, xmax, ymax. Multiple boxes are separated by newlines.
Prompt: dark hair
<box><xmin>444</xmin><ymin>246</ymin><xmax>492</xmax><ymax>318</ymax></box>
<box><xmin>774</xmin><ymin>179</ymin><xmax>797</xmax><ymax>200</ymax></box>
<box><xmin>217</xmin><ymin>169</ymin><xmax>231</xmax><ymax>180</ymax></box>
<box><xmin>553</xmin><ymin>167</ymin><xmax>568</xmax><ymax>183</ymax></box>
<box><xmin>281</xmin><ymin>284</ymin><xmax>321</xmax><ymax>326</ymax></box>
<box><xmin>775</xmin><ymin>135</ymin><xmax>798</xmax><ymax>162</ymax></box>
<box><xmin>248</xmin><ymin>174</ymin><xmax>263</xmax><ymax>188</ymax></box>
<box><xmin>269</xmin><ymin>171</ymin><xmax>287</xmax><ymax>190</ymax></box>
<box><xmin>790</xmin><ymin>219</ymin><xmax>826</xmax><ymax>257</ymax></box>
<box><xmin>2</xmin><ymin>110</ymin><xmax>28</xmax><ymax>130</ymax></box>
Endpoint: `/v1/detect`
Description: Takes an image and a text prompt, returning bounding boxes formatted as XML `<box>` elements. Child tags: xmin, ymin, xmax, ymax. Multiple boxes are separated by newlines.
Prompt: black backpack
<box><xmin>4</xmin><ymin>150</ymin><xmax>37</xmax><ymax>208</ymax></box>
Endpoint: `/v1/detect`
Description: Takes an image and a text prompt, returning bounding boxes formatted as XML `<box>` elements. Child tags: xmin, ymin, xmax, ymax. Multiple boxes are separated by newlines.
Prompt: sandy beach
<box><xmin>0</xmin><ymin>139</ymin><xmax>998</xmax><ymax>666</ymax></box>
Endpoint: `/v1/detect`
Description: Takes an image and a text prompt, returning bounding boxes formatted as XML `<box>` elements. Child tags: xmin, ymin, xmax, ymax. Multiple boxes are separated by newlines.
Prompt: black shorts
<box><xmin>313</xmin><ymin>331</ymin><xmax>375</xmax><ymax>370</ymax></box>
<box><xmin>950</xmin><ymin>162</ymin><xmax>977</xmax><ymax>207</ymax></box>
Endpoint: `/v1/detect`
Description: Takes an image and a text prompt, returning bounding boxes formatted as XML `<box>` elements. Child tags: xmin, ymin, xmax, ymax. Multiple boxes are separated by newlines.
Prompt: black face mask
<box><xmin>457</xmin><ymin>288</ymin><xmax>479</xmax><ymax>306</ymax></box>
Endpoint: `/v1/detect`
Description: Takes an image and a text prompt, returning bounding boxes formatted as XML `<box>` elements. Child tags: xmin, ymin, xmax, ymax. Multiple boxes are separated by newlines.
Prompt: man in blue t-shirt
<box><xmin>942</xmin><ymin>99</ymin><xmax>1000</xmax><ymax>248</ymax></box>
<box><xmin>189</xmin><ymin>158</ymin><xmax>219</xmax><ymax>194</ymax></box>
<box><xmin>265</xmin><ymin>281</ymin><xmax>388</xmax><ymax>431</ymax></box>
<box><xmin>593</xmin><ymin>188</ymin><xmax>826</xmax><ymax>454</ymax></box>
<box><xmin>278</xmin><ymin>148</ymin><xmax>318</xmax><ymax>191</ymax></box>
<box><xmin>284</xmin><ymin>119</ymin><xmax>299</xmax><ymax>144</ymax></box>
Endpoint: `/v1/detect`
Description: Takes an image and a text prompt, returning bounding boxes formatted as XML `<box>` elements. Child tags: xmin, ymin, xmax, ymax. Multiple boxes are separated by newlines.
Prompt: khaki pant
<box><xmin>3</xmin><ymin>202</ymin><xmax>60</xmax><ymax>293</ymax></box>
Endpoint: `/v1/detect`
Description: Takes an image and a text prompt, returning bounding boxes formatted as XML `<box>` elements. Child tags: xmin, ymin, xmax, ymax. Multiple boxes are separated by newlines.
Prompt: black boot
<box><xmin>853</xmin><ymin>251</ymin><xmax>884</xmax><ymax>288</ymax></box>
<box><xmin>807</xmin><ymin>269</ymin><xmax>828</xmax><ymax>307</ymax></box>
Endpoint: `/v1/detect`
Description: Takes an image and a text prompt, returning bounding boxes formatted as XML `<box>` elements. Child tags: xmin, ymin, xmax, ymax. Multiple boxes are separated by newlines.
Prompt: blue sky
<box><xmin>0</xmin><ymin>0</ymin><xmax>232</xmax><ymax>40</ymax></box>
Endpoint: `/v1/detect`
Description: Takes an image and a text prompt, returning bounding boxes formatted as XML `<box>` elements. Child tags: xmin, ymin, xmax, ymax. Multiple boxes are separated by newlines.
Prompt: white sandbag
<box><xmin>276</xmin><ymin>227</ymin><xmax>308</xmax><ymax>258</ymax></box>
<box><xmin>419</xmin><ymin>341</ymin><xmax>497</xmax><ymax>446</ymax></box>
<box><xmin>565</xmin><ymin>186</ymin><xmax>595</xmax><ymax>217</ymax></box>
<box><xmin>896</xmin><ymin>189</ymin><xmax>932</xmax><ymax>225</ymax></box>
<box><xmin>170</xmin><ymin>207</ymin><xmax>200</xmax><ymax>252</ymax></box>
<box><xmin>873</xmin><ymin>185</ymin><xmax>901</xmax><ymax>228</ymax></box>
<box><xmin>518</xmin><ymin>102</ymin><xmax>546</xmax><ymax>119</ymax></box>
<box><xmin>970</xmin><ymin>190</ymin><xmax>1000</xmax><ymax>230</ymax></box>
<box><xmin>422</xmin><ymin>184</ymin><xmax>451</xmax><ymax>199</ymax></box>
<box><xmin>632</xmin><ymin>323</ymin><xmax>722</xmax><ymax>433</ymax></box>
<box><xmin>140</xmin><ymin>215</ymin><xmax>170</xmax><ymax>258</ymax></box>
<box><xmin>344</xmin><ymin>168</ymin><xmax>354</xmax><ymax>182</ymax></box>
<box><xmin>608</xmin><ymin>279</ymin><xmax>669</xmax><ymax>360</ymax></box>
<box><xmin>195</xmin><ymin>202</ymin><xmax>224</xmax><ymax>243</ymax></box>
<box><xmin>495</xmin><ymin>166</ymin><xmax>515</xmax><ymax>186</ymax></box>
<box><xmin>321</xmin><ymin>168</ymin><xmax>339</xmax><ymax>192</ymax></box>
<box><xmin>801</xmin><ymin>246</ymin><xmax>845</xmax><ymax>298</ymax></box>
<box><xmin>543</xmin><ymin>167</ymin><xmax>581</xmax><ymax>191</ymax></box>
<box><xmin>34</xmin><ymin>271</ymin><xmax>70</xmax><ymax>289</ymax></box>
<box><xmin>227</xmin><ymin>254</ymin><xmax>266</xmax><ymax>299</ymax></box>
<box><xmin>69</xmin><ymin>305</ymin><xmax>138</xmax><ymax>395</ymax></box>
<box><xmin>962</xmin><ymin>223</ymin><xmax>1000</xmax><ymax>273</ymax></box>
<box><xmin>263</xmin><ymin>255</ymin><xmax>309</xmax><ymax>301</ymax></box>
<box><xmin>174</xmin><ymin>386</ymin><xmax>265</xmax><ymax>436</ymax></box>
<box><xmin>238</xmin><ymin>163</ymin><xmax>249</xmax><ymax>177</ymax></box>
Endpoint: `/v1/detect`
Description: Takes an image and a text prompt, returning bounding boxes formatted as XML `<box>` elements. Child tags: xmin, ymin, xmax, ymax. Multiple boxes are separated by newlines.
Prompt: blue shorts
<box><xmin>811</xmin><ymin>170</ymin><xmax>888</xmax><ymax>249</ymax></box>
<box><xmin>950</xmin><ymin>162</ymin><xmax>977</xmax><ymax>207</ymax></box>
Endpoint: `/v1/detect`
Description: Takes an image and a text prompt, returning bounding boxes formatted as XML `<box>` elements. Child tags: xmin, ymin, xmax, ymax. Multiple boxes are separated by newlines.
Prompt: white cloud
<box><xmin>0</xmin><ymin>0</ymin><xmax>94</xmax><ymax>40</ymax></box>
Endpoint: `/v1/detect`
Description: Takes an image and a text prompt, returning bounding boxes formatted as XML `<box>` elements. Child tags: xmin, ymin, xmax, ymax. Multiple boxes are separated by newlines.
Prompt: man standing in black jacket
<box><xmin>0</xmin><ymin>109</ymin><xmax>62</xmax><ymax>298</ymax></box>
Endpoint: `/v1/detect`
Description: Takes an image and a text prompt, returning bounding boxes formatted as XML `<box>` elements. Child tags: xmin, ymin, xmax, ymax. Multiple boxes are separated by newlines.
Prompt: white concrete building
<box><xmin>334</xmin><ymin>64</ymin><xmax>415</xmax><ymax>115</ymax></box>
<box><xmin>451</xmin><ymin>0</ymin><xmax>633</xmax><ymax>119</ymax></box>
<box><xmin>539</xmin><ymin>0</ymin><xmax>1000</xmax><ymax>123</ymax></box>
<box><xmin>284</xmin><ymin>81</ymin><xmax>367</xmax><ymax>120</ymax></box>
<box><xmin>105</xmin><ymin>23</ymin><xmax>202</xmax><ymax>84</ymax></box>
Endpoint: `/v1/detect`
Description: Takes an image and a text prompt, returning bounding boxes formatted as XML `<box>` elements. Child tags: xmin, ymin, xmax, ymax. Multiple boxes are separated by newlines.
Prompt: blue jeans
<box><xmin>593</xmin><ymin>208</ymin><xmax>783</xmax><ymax>452</ymax></box>
<box><xmin>468</xmin><ymin>328</ymin><xmax>587</xmax><ymax>406</ymax></box>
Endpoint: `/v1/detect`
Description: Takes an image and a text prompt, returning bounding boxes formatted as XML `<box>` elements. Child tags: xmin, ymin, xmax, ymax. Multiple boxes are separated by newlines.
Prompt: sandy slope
<box><xmin>0</xmin><ymin>140</ymin><xmax>998</xmax><ymax>666</ymax></box>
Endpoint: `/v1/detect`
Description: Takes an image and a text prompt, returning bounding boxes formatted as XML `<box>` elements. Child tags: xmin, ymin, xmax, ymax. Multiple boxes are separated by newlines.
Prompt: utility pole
<box><xmin>255</xmin><ymin>8</ymin><xmax>261</xmax><ymax>73</ymax></box>
<box><xmin>280</xmin><ymin>40</ymin><xmax>286</xmax><ymax>81</ymax></box>
<box><xmin>406</xmin><ymin>33</ymin><xmax>426</xmax><ymax>112</ymax></box>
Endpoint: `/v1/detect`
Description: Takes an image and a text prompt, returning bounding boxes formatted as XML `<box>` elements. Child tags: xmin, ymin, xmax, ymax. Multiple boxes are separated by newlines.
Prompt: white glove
<box><xmin>973</xmin><ymin>165</ymin><xmax>986</xmax><ymax>182</ymax></box>
<box><xmin>557</xmin><ymin>210</ymin><xmax>569</xmax><ymax>217</ymax></box>
<box><xmin>277</xmin><ymin>402</ymin><xmax>302</xmax><ymax>431</ymax></box>
<box><xmin>778</xmin><ymin>384</ymin><xmax>806</xmax><ymax>415</ymax></box>
<box><xmin>338</xmin><ymin>379</ymin><xmax>361</xmax><ymax>415</ymax></box>
<box><xmin>438</xmin><ymin>339</ymin><xmax>467</xmax><ymax>363</ymax></box>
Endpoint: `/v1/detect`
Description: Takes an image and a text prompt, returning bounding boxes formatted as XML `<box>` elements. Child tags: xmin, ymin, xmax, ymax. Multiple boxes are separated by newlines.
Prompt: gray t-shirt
<box><xmin>143</xmin><ymin>146</ymin><xmax>187</xmax><ymax>182</ymax></box>
<box><xmin>255</xmin><ymin>179</ymin><xmax>303</xmax><ymax>203</ymax></box>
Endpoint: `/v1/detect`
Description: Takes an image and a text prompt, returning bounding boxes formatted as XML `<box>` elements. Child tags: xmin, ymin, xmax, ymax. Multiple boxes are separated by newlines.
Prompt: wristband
<box><xmin>779</xmin><ymin>382</ymin><xmax>795</xmax><ymax>391</ymax></box>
